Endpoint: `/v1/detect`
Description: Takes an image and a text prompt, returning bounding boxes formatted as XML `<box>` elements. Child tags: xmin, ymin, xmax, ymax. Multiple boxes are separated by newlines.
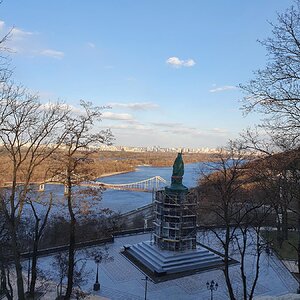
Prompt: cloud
<box><xmin>109</xmin><ymin>123</ymin><xmax>152</xmax><ymax>131</ymax></box>
<box><xmin>157</xmin><ymin>124</ymin><xmax>229</xmax><ymax>138</ymax></box>
<box><xmin>40</xmin><ymin>49</ymin><xmax>65</xmax><ymax>59</ymax></box>
<box><xmin>104</xmin><ymin>65</ymin><xmax>114</xmax><ymax>69</ymax></box>
<box><xmin>0</xmin><ymin>21</ymin><xmax>66</xmax><ymax>61</ymax></box>
<box><xmin>126</xmin><ymin>77</ymin><xmax>136</xmax><ymax>81</ymax></box>
<box><xmin>40</xmin><ymin>102</ymin><xmax>71</xmax><ymax>111</ymax></box>
<box><xmin>152</xmin><ymin>122</ymin><xmax>182</xmax><ymax>128</ymax></box>
<box><xmin>210</xmin><ymin>128</ymin><xmax>228</xmax><ymax>134</ymax></box>
<box><xmin>166</xmin><ymin>56</ymin><xmax>196</xmax><ymax>68</ymax></box>
<box><xmin>108</xmin><ymin>102</ymin><xmax>159</xmax><ymax>111</ymax></box>
<box><xmin>11</xmin><ymin>27</ymin><xmax>34</xmax><ymax>40</ymax></box>
<box><xmin>105</xmin><ymin>115</ymin><xmax>232</xmax><ymax>147</ymax></box>
<box><xmin>166</xmin><ymin>127</ymin><xmax>204</xmax><ymax>137</ymax></box>
<box><xmin>102</xmin><ymin>112</ymin><xmax>134</xmax><ymax>121</ymax></box>
<box><xmin>0</xmin><ymin>20</ymin><xmax>5</xmax><ymax>31</ymax></box>
<box><xmin>0</xmin><ymin>23</ymin><xmax>40</xmax><ymax>55</ymax></box>
<box><xmin>87</xmin><ymin>42</ymin><xmax>96</xmax><ymax>48</ymax></box>
<box><xmin>209</xmin><ymin>85</ymin><xmax>237</xmax><ymax>93</ymax></box>
<box><xmin>0</xmin><ymin>22</ymin><xmax>64</xmax><ymax>60</ymax></box>
<box><xmin>40</xmin><ymin>102</ymin><xmax>94</xmax><ymax>116</ymax></box>
<box><xmin>4</xmin><ymin>26</ymin><xmax>35</xmax><ymax>53</ymax></box>
<box><xmin>40</xmin><ymin>102</ymin><xmax>80</xmax><ymax>112</ymax></box>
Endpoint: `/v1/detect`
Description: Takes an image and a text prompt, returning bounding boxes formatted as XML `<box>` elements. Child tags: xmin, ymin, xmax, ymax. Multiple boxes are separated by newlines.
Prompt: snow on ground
<box><xmin>254</xmin><ymin>295</ymin><xmax>300</xmax><ymax>300</ymax></box>
<box><xmin>29</xmin><ymin>230</ymin><xmax>299</xmax><ymax>300</ymax></box>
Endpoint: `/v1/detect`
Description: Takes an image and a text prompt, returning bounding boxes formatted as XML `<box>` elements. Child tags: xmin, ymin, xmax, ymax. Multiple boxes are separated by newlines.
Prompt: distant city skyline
<box><xmin>98</xmin><ymin>144</ymin><xmax>218</xmax><ymax>153</ymax></box>
<box><xmin>0</xmin><ymin>0</ymin><xmax>294</xmax><ymax>148</ymax></box>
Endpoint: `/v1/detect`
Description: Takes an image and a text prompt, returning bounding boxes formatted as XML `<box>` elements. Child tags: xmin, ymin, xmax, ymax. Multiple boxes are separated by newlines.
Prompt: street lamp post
<box><xmin>206</xmin><ymin>280</ymin><xmax>218</xmax><ymax>300</ymax></box>
<box><xmin>27</xmin><ymin>254</ymin><xmax>31</xmax><ymax>293</ymax></box>
<box><xmin>93</xmin><ymin>254</ymin><xmax>102</xmax><ymax>291</ymax></box>
<box><xmin>142</xmin><ymin>276</ymin><xmax>148</xmax><ymax>300</ymax></box>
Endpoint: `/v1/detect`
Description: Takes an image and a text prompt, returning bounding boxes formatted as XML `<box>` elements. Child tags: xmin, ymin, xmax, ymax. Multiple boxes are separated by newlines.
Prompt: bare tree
<box><xmin>277</xmin><ymin>154</ymin><xmax>300</xmax><ymax>274</ymax></box>
<box><xmin>53</xmin><ymin>247</ymin><xmax>105</xmax><ymax>300</ymax></box>
<box><xmin>239</xmin><ymin>128</ymin><xmax>300</xmax><ymax>273</ymax></box>
<box><xmin>240</xmin><ymin>1</ymin><xmax>300</xmax><ymax>147</ymax></box>
<box><xmin>53</xmin><ymin>252</ymin><xmax>68</xmax><ymax>299</ymax></box>
<box><xmin>0</xmin><ymin>209</ymin><xmax>13</xmax><ymax>300</ymax></box>
<box><xmin>0</xmin><ymin>16</ymin><xmax>12</xmax><ymax>84</ymax></box>
<box><xmin>240</xmin><ymin>3</ymin><xmax>300</xmax><ymax>283</ymax></box>
<box><xmin>0</xmin><ymin>84</ymin><xmax>70</xmax><ymax>300</ymax></box>
<box><xmin>50</xmin><ymin>100</ymin><xmax>113</xmax><ymax>299</ymax></box>
<box><xmin>27</xmin><ymin>194</ymin><xmax>53</xmax><ymax>297</ymax></box>
<box><xmin>198</xmin><ymin>141</ymin><xmax>271</xmax><ymax>300</ymax></box>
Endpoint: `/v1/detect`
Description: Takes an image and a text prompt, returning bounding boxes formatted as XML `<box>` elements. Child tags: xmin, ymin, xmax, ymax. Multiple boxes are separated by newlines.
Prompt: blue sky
<box><xmin>0</xmin><ymin>0</ymin><xmax>294</xmax><ymax>148</ymax></box>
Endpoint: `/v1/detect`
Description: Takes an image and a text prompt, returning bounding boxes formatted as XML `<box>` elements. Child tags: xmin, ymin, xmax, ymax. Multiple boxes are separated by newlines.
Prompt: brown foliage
<box><xmin>0</xmin><ymin>149</ymin><xmax>213</xmax><ymax>184</ymax></box>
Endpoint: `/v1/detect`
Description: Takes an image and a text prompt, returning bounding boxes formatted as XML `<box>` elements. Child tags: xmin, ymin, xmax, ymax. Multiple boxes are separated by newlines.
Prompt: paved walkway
<box><xmin>23</xmin><ymin>231</ymin><xmax>300</xmax><ymax>299</ymax></box>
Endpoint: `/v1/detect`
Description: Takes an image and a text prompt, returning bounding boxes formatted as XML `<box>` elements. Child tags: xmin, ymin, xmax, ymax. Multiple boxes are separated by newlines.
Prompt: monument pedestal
<box><xmin>123</xmin><ymin>240</ymin><xmax>228</xmax><ymax>282</ymax></box>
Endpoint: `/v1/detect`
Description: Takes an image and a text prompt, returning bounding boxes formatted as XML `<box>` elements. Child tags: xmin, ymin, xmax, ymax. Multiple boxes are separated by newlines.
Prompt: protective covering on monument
<box><xmin>153</xmin><ymin>152</ymin><xmax>196</xmax><ymax>251</ymax></box>
<box><xmin>122</xmin><ymin>153</ymin><xmax>229</xmax><ymax>282</ymax></box>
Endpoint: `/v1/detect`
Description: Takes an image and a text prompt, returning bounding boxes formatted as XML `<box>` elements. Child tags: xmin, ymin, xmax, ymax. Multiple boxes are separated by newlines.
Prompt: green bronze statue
<box><xmin>169</xmin><ymin>152</ymin><xmax>187</xmax><ymax>190</ymax></box>
<box><xmin>172</xmin><ymin>152</ymin><xmax>184</xmax><ymax>177</ymax></box>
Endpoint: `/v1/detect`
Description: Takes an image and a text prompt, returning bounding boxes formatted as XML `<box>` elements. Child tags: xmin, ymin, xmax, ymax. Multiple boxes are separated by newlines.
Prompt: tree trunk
<box><xmin>7</xmin><ymin>169</ymin><xmax>25</xmax><ymax>300</ymax></box>
<box><xmin>249</xmin><ymin>230</ymin><xmax>261</xmax><ymax>300</ymax></box>
<box><xmin>275</xmin><ymin>208</ymin><xmax>284</xmax><ymax>248</ymax></box>
<box><xmin>11</xmin><ymin>228</ymin><xmax>25</xmax><ymax>300</ymax></box>
<box><xmin>297</xmin><ymin>199</ymin><xmax>300</xmax><ymax>276</ymax></box>
<box><xmin>65</xmin><ymin>177</ymin><xmax>76</xmax><ymax>300</ymax></box>
<box><xmin>29</xmin><ymin>197</ymin><xmax>52</xmax><ymax>297</ymax></box>
<box><xmin>65</xmin><ymin>216</ymin><xmax>76</xmax><ymax>299</ymax></box>
<box><xmin>224</xmin><ymin>226</ymin><xmax>236</xmax><ymax>300</ymax></box>
<box><xmin>240</xmin><ymin>231</ymin><xmax>247</xmax><ymax>300</ymax></box>
<box><xmin>1</xmin><ymin>266</ymin><xmax>13</xmax><ymax>300</ymax></box>
<box><xmin>29</xmin><ymin>236</ymin><xmax>39</xmax><ymax>296</ymax></box>
<box><xmin>223</xmin><ymin>263</ymin><xmax>236</xmax><ymax>300</ymax></box>
<box><xmin>282</xmin><ymin>206</ymin><xmax>288</xmax><ymax>241</ymax></box>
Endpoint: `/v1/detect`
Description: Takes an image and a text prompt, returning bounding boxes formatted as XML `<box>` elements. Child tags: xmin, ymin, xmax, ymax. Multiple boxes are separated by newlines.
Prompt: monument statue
<box><xmin>123</xmin><ymin>149</ymin><xmax>225</xmax><ymax>280</ymax></box>
<box><xmin>172</xmin><ymin>152</ymin><xmax>184</xmax><ymax>177</ymax></box>
<box><xmin>170</xmin><ymin>152</ymin><xmax>186</xmax><ymax>189</ymax></box>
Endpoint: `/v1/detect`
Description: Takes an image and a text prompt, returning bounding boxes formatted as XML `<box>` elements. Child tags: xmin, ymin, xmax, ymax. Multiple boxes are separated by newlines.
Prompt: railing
<box><xmin>3</xmin><ymin>175</ymin><xmax>168</xmax><ymax>193</ymax></box>
<box><xmin>94</xmin><ymin>175</ymin><xmax>167</xmax><ymax>192</ymax></box>
<box><xmin>182</xmin><ymin>222</ymin><xmax>195</xmax><ymax>228</ymax></box>
<box><xmin>163</xmin><ymin>222</ymin><xmax>180</xmax><ymax>229</ymax></box>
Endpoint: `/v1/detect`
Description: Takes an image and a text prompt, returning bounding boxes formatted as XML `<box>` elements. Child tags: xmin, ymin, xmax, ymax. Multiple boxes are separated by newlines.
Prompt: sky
<box><xmin>0</xmin><ymin>0</ymin><xmax>294</xmax><ymax>148</ymax></box>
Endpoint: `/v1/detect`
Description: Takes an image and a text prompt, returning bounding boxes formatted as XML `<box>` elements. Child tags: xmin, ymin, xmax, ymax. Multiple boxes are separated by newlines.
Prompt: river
<box><xmin>31</xmin><ymin>162</ymin><xmax>204</xmax><ymax>218</ymax></box>
<box><xmin>98</xmin><ymin>162</ymin><xmax>202</xmax><ymax>213</ymax></box>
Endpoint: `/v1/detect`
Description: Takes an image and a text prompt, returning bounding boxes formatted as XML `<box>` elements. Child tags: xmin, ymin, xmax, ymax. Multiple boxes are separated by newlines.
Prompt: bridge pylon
<box><xmin>38</xmin><ymin>183</ymin><xmax>45</xmax><ymax>192</ymax></box>
<box><xmin>64</xmin><ymin>185</ymin><xmax>68</xmax><ymax>195</ymax></box>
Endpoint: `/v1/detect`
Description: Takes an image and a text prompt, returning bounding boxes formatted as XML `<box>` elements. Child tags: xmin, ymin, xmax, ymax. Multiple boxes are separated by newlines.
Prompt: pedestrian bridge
<box><xmin>82</xmin><ymin>176</ymin><xmax>168</xmax><ymax>192</ymax></box>
<box><xmin>3</xmin><ymin>175</ymin><xmax>168</xmax><ymax>193</ymax></box>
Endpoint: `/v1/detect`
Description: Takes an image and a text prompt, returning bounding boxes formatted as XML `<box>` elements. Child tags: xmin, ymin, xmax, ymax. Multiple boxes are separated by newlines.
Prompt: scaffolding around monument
<box><xmin>121</xmin><ymin>153</ymin><xmax>235</xmax><ymax>282</ymax></box>
<box><xmin>153</xmin><ymin>190</ymin><xmax>197</xmax><ymax>251</ymax></box>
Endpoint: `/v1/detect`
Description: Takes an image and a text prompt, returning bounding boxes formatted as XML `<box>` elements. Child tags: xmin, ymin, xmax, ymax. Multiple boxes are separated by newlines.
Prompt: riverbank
<box><xmin>98</xmin><ymin>170</ymin><xmax>134</xmax><ymax>178</ymax></box>
<box><xmin>98</xmin><ymin>160</ymin><xmax>201</xmax><ymax>179</ymax></box>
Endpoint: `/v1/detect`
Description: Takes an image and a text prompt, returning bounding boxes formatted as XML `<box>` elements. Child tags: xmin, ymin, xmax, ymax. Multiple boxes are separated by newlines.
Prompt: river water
<box><xmin>31</xmin><ymin>162</ymin><xmax>203</xmax><ymax>218</ymax></box>
<box><xmin>98</xmin><ymin>162</ymin><xmax>202</xmax><ymax>213</ymax></box>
